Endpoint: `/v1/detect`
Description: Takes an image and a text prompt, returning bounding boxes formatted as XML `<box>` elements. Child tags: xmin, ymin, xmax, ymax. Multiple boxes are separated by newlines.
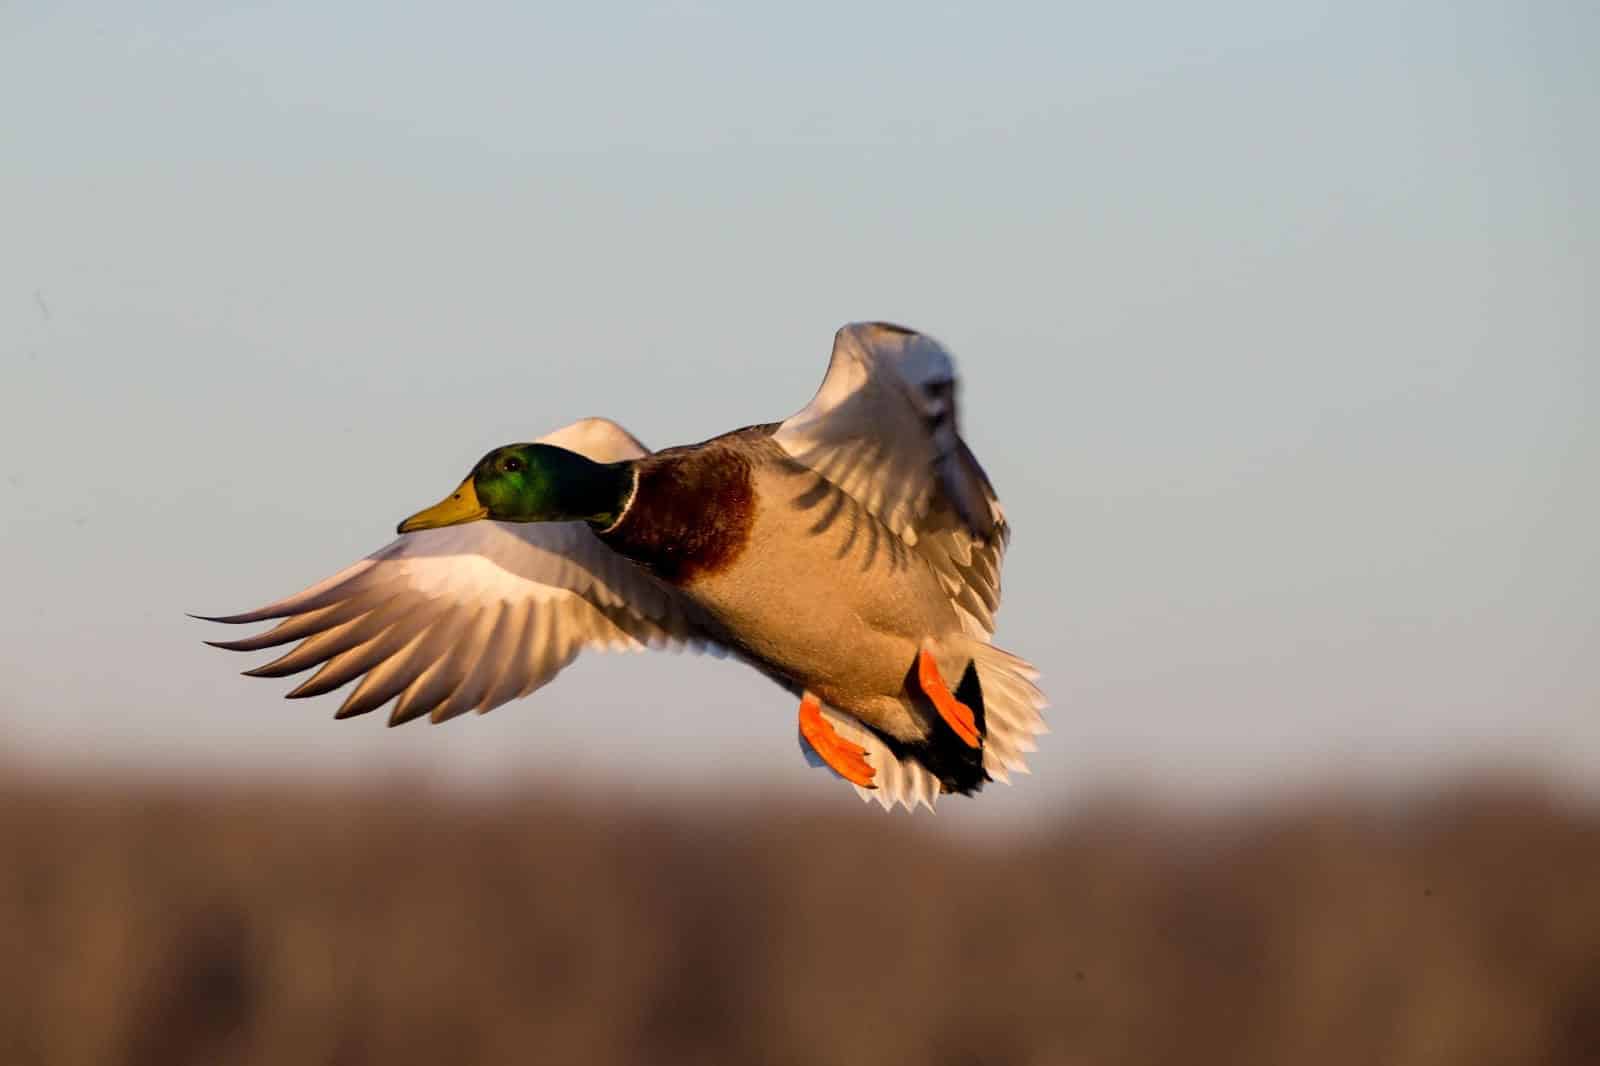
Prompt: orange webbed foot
<box><xmin>798</xmin><ymin>693</ymin><xmax>876</xmax><ymax>789</ymax></box>
<box><xmin>917</xmin><ymin>647</ymin><xmax>981</xmax><ymax>748</ymax></box>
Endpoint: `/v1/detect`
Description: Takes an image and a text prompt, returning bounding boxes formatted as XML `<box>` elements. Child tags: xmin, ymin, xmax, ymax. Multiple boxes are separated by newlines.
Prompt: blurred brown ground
<box><xmin>1</xmin><ymin>771</ymin><xmax>1597</xmax><ymax>1066</ymax></box>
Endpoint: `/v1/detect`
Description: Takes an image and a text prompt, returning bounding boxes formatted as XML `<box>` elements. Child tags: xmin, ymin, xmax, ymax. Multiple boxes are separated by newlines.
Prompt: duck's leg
<box><xmin>917</xmin><ymin>647</ymin><xmax>982</xmax><ymax>748</ymax></box>
<box><xmin>797</xmin><ymin>692</ymin><xmax>876</xmax><ymax>788</ymax></box>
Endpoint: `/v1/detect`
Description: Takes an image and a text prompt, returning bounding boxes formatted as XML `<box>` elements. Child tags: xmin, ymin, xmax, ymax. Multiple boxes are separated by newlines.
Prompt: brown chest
<box><xmin>597</xmin><ymin>443</ymin><xmax>756</xmax><ymax>585</ymax></box>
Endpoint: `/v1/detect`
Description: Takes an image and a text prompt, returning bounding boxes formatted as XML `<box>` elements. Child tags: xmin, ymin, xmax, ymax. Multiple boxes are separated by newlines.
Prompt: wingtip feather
<box><xmin>191</xmin><ymin>610</ymin><xmax>264</xmax><ymax>625</ymax></box>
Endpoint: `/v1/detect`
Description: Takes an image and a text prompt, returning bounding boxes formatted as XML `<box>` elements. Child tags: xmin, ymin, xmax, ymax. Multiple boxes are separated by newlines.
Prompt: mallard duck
<box><xmin>201</xmin><ymin>323</ymin><xmax>1046</xmax><ymax>810</ymax></box>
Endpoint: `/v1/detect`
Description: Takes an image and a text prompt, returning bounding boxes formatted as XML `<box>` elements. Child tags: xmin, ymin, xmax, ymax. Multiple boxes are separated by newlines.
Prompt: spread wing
<box><xmin>200</xmin><ymin>418</ymin><xmax>721</xmax><ymax>725</ymax></box>
<box><xmin>772</xmin><ymin>322</ymin><xmax>1009</xmax><ymax>636</ymax></box>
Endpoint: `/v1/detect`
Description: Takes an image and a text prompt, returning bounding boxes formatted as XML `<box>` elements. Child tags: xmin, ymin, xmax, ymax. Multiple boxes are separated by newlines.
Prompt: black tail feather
<box><xmin>955</xmin><ymin>659</ymin><xmax>986</xmax><ymax>740</ymax></box>
<box><xmin>881</xmin><ymin>658</ymin><xmax>991</xmax><ymax>796</ymax></box>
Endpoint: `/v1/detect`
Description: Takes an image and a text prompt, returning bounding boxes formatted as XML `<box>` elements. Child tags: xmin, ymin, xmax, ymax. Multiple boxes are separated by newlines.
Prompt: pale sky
<box><xmin>2</xmin><ymin>2</ymin><xmax>1595</xmax><ymax>823</ymax></box>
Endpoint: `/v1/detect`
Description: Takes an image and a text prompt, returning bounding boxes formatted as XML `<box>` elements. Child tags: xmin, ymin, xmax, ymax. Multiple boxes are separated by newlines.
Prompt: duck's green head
<box><xmin>397</xmin><ymin>443</ymin><xmax>633</xmax><ymax>534</ymax></box>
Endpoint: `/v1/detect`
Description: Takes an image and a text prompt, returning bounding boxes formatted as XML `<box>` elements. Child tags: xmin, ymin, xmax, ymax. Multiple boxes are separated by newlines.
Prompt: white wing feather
<box><xmin>773</xmin><ymin>323</ymin><xmax>1004</xmax><ymax>540</ymax></box>
<box><xmin>774</xmin><ymin>323</ymin><xmax>1008</xmax><ymax>637</ymax></box>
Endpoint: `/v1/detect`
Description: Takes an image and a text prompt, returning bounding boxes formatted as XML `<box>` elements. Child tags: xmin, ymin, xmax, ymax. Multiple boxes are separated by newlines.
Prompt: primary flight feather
<box><xmin>201</xmin><ymin>323</ymin><xmax>1046</xmax><ymax>810</ymax></box>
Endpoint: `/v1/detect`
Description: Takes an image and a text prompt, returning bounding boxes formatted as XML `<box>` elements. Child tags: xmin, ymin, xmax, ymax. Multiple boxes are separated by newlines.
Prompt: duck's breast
<box><xmin>684</xmin><ymin>451</ymin><xmax>962</xmax><ymax>712</ymax></box>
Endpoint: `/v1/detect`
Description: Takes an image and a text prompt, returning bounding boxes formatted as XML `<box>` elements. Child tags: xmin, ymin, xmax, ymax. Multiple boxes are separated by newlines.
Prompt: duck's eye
<box><xmin>501</xmin><ymin>457</ymin><xmax>522</xmax><ymax>473</ymax></box>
